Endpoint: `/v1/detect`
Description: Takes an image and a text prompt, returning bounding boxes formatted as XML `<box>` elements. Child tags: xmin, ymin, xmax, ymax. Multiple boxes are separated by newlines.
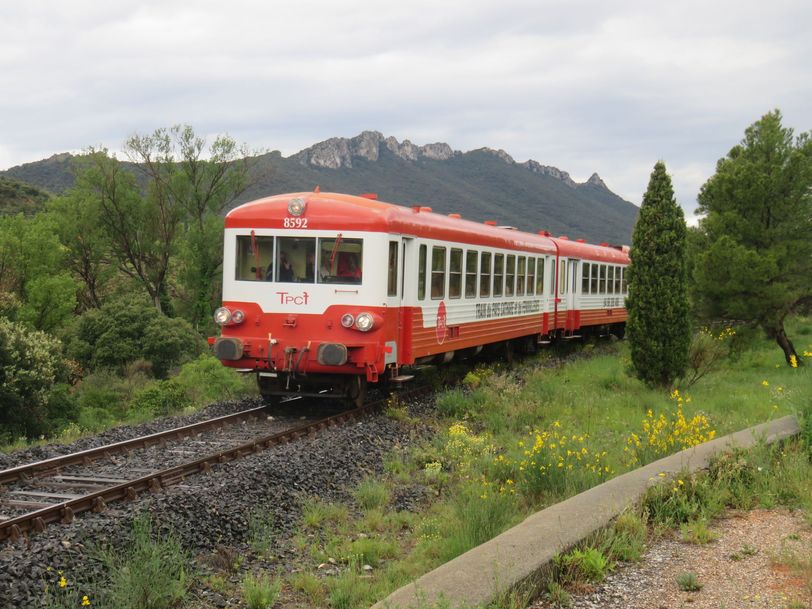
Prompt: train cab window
<box><xmin>493</xmin><ymin>254</ymin><xmax>504</xmax><ymax>297</ymax></box>
<box><xmin>276</xmin><ymin>237</ymin><xmax>316</xmax><ymax>283</ymax></box>
<box><xmin>614</xmin><ymin>266</ymin><xmax>622</xmax><ymax>293</ymax></box>
<box><xmin>236</xmin><ymin>234</ymin><xmax>274</xmax><ymax>281</ymax></box>
<box><xmin>387</xmin><ymin>241</ymin><xmax>399</xmax><ymax>296</ymax></box>
<box><xmin>590</xmin><ymin>263</ymin><xmax>599</xmax><ymax>294</ymax></box>
<box><xmin>418</xmin><ymin>245</ymin><xmax>427</xmax><ymax>300</ymax></box>
<box><xmin>581</xmin><ymin>264</ymin><xmax>590</xmax><ymax>294</ymax></box>
<box><xmin>431</xmin><ymin>246</ymin><xmax>446</xmax><ymax>299</ymax></box>
<box><xmin>607</xmin><ymin>266</ymin><xmax>615</xmax><ymax>294</ymax></box>
<box><xmin>480</xmin><ymin>252</ymin><xmax>492</xmax><ymax>297</ymax></box>
<box><xmin>449</xmin><ymin>248</ymin><xmax>462</xmax><ymax>299</ymax></box>
<box><xmin>505</xmin><ymin>255</ymin><xmax>515</xmax><ymax>297</ymax></box>
<box><xmin>599</xmin><ymin>265</ymin><xmax>607</xmax><ymax>293</ymax></box>
<box><xmin>527</xmin><ymin>258</ymin><xmax>535</xmax><ymax>295</ymax></box>
<box><xmin>317</xmin><ymin>237</ymin><xmax>363</xmax><ymax>284</ymax></box>
<box><xmin>536</xmin><ymin>258</ymin><xmax>545</xmax><ymax>294</ymax></box>
<box><xmin>465</xmin><ymin>250</ymin><xmax>478</xmax><ymax>298</ymax></box>
<box><xmin>516</xmin><ymin>256</ymin><xmax>526</xmax><ymax>296</ymax></box>
<box><xmin>621</xmin><ymin>268</ymin><xmax>628</xmax><ymax>294</ymax></box>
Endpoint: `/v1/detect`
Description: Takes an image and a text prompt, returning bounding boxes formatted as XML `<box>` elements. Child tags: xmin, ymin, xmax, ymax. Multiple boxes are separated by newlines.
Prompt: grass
<box><xmin>242</xmin><ymin>572</ymin><xmax>281</xmax><ymax>609</ymax></box>
<box><xmin>676</xmin><ymin>571</ymin><xmax>703</xmax><ymax>592</ymax></box>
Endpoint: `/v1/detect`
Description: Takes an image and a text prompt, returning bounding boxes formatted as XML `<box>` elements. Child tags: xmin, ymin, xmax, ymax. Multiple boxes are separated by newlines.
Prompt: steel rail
<box><xmin>0</xmin><ymin>386</ymin><xmax>429</xmax><ymax>543</ymax></box>
<box><xmin>0</xmin><ymin>404</ymin><xmax>273</xmax><ymax>487</ymax></box>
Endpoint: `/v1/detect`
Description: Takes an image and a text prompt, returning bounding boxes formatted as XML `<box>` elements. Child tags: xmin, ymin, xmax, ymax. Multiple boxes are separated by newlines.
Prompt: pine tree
<box><xmin>626</xmin><ymin>161</ymin><xmax>690</xmax><ymax>386</ymax></box>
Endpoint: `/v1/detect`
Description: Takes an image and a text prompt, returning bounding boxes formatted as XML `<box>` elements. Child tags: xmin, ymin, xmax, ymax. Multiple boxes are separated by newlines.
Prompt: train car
<box><xmin>211</xmin><ymin>191</ymin><xmax>629</xmax><ymax>405</ymax></box>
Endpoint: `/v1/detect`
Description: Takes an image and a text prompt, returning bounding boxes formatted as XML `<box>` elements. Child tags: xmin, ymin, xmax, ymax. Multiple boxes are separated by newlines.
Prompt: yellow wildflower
<box><xmin>58</xmin><ymin>576</ymin><xmax>67</xmax><ymax>588</ymax></box>
<box><xmin>82</xmin><ymin>596</ymin><xmax>91</xmax><ymax>606</ymax></box>
<box><xmin>761</xmin><ymin>380</ymin><xmax>769</xmax><ymax>387</ymax></box>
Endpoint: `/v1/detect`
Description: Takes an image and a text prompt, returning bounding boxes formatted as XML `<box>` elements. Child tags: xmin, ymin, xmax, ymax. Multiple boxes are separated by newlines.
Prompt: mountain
<box><xmin>1</xmin><ymin>131</ymin><xmax>638</xmax><ymax>243</ymax></box>
<box><xmin>0</xmin><ymin>176</ymin><xmax>52</xmax><ymax>216</ymax></box>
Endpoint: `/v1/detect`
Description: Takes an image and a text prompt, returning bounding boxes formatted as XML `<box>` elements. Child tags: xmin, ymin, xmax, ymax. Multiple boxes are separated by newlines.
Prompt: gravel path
<box><xmin>0</xmin><ymin>395</ymin><xmax>433</xmax><ymax>609</ymax></box>
<box><xmin>529</xmin><ymin>509</ymin><xmax>812</xmax><ymax>609</ymax></box>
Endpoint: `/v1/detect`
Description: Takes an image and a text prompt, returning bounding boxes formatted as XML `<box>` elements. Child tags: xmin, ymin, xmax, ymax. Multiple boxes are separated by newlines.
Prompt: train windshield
<box><xmin>235</xmin><ymin>235</ymin><xmax>363</xmax><ymax>284</ymax></box>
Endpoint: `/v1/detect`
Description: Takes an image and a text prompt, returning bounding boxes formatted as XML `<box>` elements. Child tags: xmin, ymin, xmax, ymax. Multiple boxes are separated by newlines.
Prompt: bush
<box><xmin>130</xmin><ymin>380</ymin><xmax>191</xmax><ymax>417</ymax></box>
<box><xmin>174</xmin><ymin>355</ymin><xmax>255</xmax><ymax>406</ymax></box>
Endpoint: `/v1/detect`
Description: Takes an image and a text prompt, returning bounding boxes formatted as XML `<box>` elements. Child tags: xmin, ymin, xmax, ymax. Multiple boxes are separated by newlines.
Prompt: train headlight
<box><xmin>214</xmin><ymin>307</ymin><xmax>232</xmax><ymax>325</ymax></box>
<box><xmin>355</xmin><ymin>312</ymin><xmax>375</xmax><ymax>332</ymax></box>
<box><xmin>230</xmin><ymin>309</ymin><xmax>245</xmax><ymax>324</ymax></box>
<box><xmin>287</xmin><ymin>197</ymin><xmax>306</xmax><ymax>216</ymax></box>
<box><xmin>340</xmin><ymin>313</ymin><xmax>355</xmax><ymax>328</ymax></box>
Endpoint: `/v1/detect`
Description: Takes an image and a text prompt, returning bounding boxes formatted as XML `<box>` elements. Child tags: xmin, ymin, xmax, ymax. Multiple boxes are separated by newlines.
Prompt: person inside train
<box><xmin>319</xmin><ymin>253</ymin><xmax>334</xmax><ymax>281</ymax></box>
<box><xmin>278</xmin><ymin>252</ymin><xmax>294</xmax><ymax>282</ymax></box>
<box><xmin>337</xmin><ymin>252</ymin><xmax>362</xmax><ymax>283</ymax></box>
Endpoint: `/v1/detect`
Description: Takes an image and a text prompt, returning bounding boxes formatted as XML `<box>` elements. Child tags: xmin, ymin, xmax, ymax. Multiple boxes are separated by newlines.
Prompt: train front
<box><xmin>211</xmin><ymin>193</ymin><xmax>398</xmax><ymax>406</ymax></box>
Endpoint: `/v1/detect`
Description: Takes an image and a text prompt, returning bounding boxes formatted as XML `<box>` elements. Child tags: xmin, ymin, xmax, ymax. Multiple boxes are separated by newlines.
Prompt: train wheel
<box><xmin>344</xmin><ymin>376</ymin><xmax>367</xmax><ymax>408</ymax></box>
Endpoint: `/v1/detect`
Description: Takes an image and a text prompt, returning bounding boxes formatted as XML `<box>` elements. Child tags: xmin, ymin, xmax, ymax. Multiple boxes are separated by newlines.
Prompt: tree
<box><xmin>124</xmin><ymin>125</ymin><xmax>251</xmax><ymax>328</ymax></box>
<box><xmin>626</xmin><ymin>161</ymin><xmax>691</xmax><ymax>386</ymax></box>
<box><xmin>695</xmin><ymin>110</ymin><xmax>812</xmax><ymax>365</ymax></box>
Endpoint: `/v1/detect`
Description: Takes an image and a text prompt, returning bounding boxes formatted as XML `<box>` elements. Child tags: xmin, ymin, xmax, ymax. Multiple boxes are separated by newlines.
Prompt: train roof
<box><xmin>226</xmin><ymin>192</ymin><xmax>629</xmax><ymax>264</ymax></box>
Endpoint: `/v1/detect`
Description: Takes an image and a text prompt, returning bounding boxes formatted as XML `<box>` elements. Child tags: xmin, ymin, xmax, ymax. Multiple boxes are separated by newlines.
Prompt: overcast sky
<box><xmin>1</xmin><ymin>1</ymin><xmax>809</xmax><ymax>219</ymax></box>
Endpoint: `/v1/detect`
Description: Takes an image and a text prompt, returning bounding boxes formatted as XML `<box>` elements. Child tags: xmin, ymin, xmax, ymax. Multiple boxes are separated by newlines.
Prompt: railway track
<box><xmin>0</xmin><ymin>388</ymin><xmax>424</xmax><ymax>543</ymax></box>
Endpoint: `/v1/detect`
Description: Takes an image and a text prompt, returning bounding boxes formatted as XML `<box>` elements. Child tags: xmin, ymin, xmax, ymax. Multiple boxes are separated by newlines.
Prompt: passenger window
<box><xmin>614</xmin><ymin>266</ymin><xmax>622</xmax><ymax>293</ymax></box>
<box><xmin>600</xmin><ymin>265</ymin><xmax>607</xmax><ymax>293</ymax></box>
<box><xmin>465</xmin><ymin>250</ymin><xmax>478</xmax><ymax>298</ymax></box>
<box><xmin>505</xmin><ymin>255</ymin><xmax>515</xmax><ymax>296</ymax></box>
<box><xmin>317</xmin><ymin>237</ymin><xmax>363</xmax><ymax>284</ymax></box>
<box><xmin>480</xmin><ymin>252</ymin><xmax>491</xmax><ymax>297</ymax></box>
<box><xmin>517</xmin><ymin>256</ymin><xmax>526</xmax><ymax>296</ymax></box>
<box><xmin>431</xmin><ymin>246</ymin><xmax>446</xmax><ymax>299</ymax></box>
<box><xmin>536</xmin><ymin>258</ymin><xmax>545</xmax><ymax>294</ymax></box>
<box><xmin>590</xmin><ymin>263</ymin><xmax>599</xmax><ymax>294</ymax></box>
<box><xmin>418</xmin><ymin>245</ymin><xmax>427</xmax><ymax>300</ymax></box>
<box><xmin>277</xmin><ymin>237</ymin><xmax>316</xmax><ymax>283</ymax></box>
<box><xmin>449</xmin><ymin>248</ymin><xmax>462</xmax><ymax>299</ymax></box>
<box><xmin>493</xmin><ymin>254</ymin><xmax>504</xmax><ymax>297</ymax></box>
<box><xmin>607</xmin><ymin>266</ymin><xmax>615</xmax><ymax>294</ymax></box>
<box><xmin>236</xmin><ymin>234</ymin><xmax>274</xmax><ymax>281</ymax></box>
<box><xmin>387</xmin><ymin>241</ymin><xmax>398</xmax><ymax>297</ymax></box>
<box><xmin>581</xmin><ymin>263</ymin><xmax>590</xmax><ymax>293</ymax></box>
<box><xmin>527</xmin><ymin>258</ymin><xmax>535</xmax><ymax>295</ymax></box>
<box><xmin>621</xmin><ymin>267</ymin><xmax>628</xmax><ymax>294</ymax></box>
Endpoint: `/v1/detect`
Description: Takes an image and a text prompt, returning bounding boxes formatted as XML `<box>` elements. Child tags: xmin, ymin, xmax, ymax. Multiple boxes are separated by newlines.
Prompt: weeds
<box><xmin>242</xmin><ymin>572</ymin><xmax>281</xmax><ymax>609</ymax></box>
<box><xmin>676</xmin><ymin>571</ymin><xmax>703</xmax><ymax>592</ymax></box>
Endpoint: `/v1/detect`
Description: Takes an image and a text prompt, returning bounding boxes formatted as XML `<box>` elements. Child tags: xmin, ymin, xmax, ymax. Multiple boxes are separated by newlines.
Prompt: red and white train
<box><xmin>212</xmin><ymin>191</ymin><xmax>629</xmax><ymax>405</ymax></box>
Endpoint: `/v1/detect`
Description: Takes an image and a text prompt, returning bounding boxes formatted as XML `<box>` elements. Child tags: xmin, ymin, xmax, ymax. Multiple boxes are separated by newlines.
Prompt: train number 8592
<box><xmin>283</xmin><ymin>217</ymin><xmax>309</xmax><ymax>228</ymax></box>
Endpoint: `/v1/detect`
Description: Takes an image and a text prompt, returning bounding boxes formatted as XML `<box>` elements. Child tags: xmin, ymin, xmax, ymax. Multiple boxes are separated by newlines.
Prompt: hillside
<box><xmin>1</xmin><ymin>131</ymin><xmax>638</xmax><ymax>243</ymax></box>
<box><xmin>0</xmin><ymin>176</ymin><xmax>51</xmax><ymax>216</ymax></box>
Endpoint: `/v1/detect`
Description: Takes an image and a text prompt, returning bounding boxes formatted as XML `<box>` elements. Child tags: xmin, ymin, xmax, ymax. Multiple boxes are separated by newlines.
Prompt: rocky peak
<box><xmin>294</xmin><ymin>132</ymin><xmax>456</xmax><ymax>168</ymax></box>
<box><xmin>478</xmin><ymin>147</ymin><xmax>515</xmax><ymax>164</ymax></box>
<box><xmin>586</xmin><ymin>172</ymin><xmax>608</xmax><ymax>189</ymax></box>
<box><xmin>521</xmin><ymin>160</ymin><xmax>577</xmax><ymax>188</ymax></box>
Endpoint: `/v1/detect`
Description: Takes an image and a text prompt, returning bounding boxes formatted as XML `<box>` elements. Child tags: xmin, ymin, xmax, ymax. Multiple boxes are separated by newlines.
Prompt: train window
<box><xmin>465</xmin><ymin>250</ymin><xmax>478</xmax><ymax>298</ymax></box>
<box><xmin>449</xmin><ymin>248</ymin><xmax>462</xmax><ymax>299</ymax></box>
<box><xmin>621</xmin><ymin>267</ymin><xmax>628</xmax><ymax>294</ymax></box>
<box><xmin>607</xmin><ymin>266</ymin><xmax>615</xmax><ymax>294</ymax></box>
<box><xmin>516</xmin><ymin>256</ymin><xmax>526</xmax><ymax>296</ymax></box>
<box><xmin>581</xmin><ymin>263</ymin><xmax>590</xmax><ymax>294</ymax></box>
<box><xmin>559</xmin><ymin>260</ymin><xmax>566</xmax><ymax>295</ymax></box>
<box><xmin>480</xmin><ymin>252</ymin><xmax>491</xmax><ymax>297</ymax></box>
<box><xmin>614</xmin><ymin>266</ymin><xmax>622</xmax><ymax>293</ymax></box>
<box><xmin>590</xmin><ymin>263</ymin><xmax>599</xmax><ymax>294</ymax></box>
<box><xmin>536</xmin><ymin>258</ymin><xmax>544</xmax><ymax>294</ymax></box>
<box><xmin>505</xmin><ymin>255</ymin><xmax>515</xmax><ymax>297</ymax></box>
<box><xmin>431</xmin><ymin>246</ymin><xmax>446</xmax><ymax>299</ymax></box>
<box><xmin>418</xmin><ymin>244</ymin><xmax>427</xmax><ymax>300</ymax></box>
<box><xmin>527</xmin><ymin>258</ymin><xmax>535</xmax><ymax>295</ymax></box>
<box><xmin>236</xmin><ymin>234</ymin><xmax>274</xmax><ymax>281</ymax></box>
<box><xmin>387</xmin><ymin>241</ymin><xmax>399</xmax><ymax>296</ymax></box>
<box><xmin>493</xmin><ymin>254</ymin><xmax>504</xmax><ymax>297</ymax></box>
<box><xmin>317</xmin><ymin>237</ymin><xmax>363</xmax><ymax>284</ymax></box>
<box><xmin>276</xmin><ymin>237</ymin><xmax>316</xmax><ymax>283</ymax></box>
<box><xmin>599</xmin><ymin>265</ymin><xmax>607</xmax><ymax>293</ymax></box>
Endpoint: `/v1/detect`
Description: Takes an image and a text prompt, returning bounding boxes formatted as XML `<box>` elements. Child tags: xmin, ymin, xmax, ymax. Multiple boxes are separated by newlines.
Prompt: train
<box><xmin>211</xmin><ymin>191</ymin><xmax>629</xmax><ymax>406</ymax></box>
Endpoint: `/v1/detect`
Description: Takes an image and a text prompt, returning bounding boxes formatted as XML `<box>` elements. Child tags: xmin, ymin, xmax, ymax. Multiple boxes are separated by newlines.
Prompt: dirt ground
<box><xmin>529</xmin><ymin>509</ymin><xmax>812</xmax><ymax>609</ymax></box>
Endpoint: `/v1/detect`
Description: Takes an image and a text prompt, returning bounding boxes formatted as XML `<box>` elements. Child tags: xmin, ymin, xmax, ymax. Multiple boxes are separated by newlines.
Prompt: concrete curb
<box><xmin>373</xmin><ymin>415</ymin><xmax>800</xmax><ymax>609</ymax></box>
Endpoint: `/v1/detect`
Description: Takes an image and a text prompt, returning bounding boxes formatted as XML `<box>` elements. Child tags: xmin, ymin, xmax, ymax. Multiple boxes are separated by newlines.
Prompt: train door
<box><xmin>567</xmin><ymin>259</ymin><xmax>579</xmax><ymax>332</ymax></box>
<box><xmin>385</xmin><ymin>238</ymin><xmax>403</xmax><ymax>369</ymax></box>
<box><xmin>555</xmin><ymin>257</ymin><xmax>568</xmax><ymax>330</ymax></box>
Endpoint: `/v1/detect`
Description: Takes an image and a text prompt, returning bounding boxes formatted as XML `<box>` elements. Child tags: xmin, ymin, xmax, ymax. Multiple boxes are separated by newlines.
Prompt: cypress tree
<box><xmin>626</xmin><ymin>161</ymin><xmax>690</xmax><ymax>386</ymax></box>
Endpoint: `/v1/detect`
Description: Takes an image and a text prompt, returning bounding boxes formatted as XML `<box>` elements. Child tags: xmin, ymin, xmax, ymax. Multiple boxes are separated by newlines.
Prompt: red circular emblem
<box><xmin>436</xmin><ymin>301</ymin><xmax>447</xmax><ymax>344</ymax></box>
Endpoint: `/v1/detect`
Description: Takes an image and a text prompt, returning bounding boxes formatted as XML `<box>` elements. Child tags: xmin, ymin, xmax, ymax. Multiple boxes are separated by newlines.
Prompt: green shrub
<box><xmin>174</xmin><ymin>355</ymin><xmax>254</xmax><ymax>406</ymax></box>
<box><xmin>555</xmin><ymin>547</ymin><xmax>611</xmax><ymax>583</ymax></box>
<box><xmin>130</xmin><ymin>379</ymin><xmax>190</xmax><ymax>417</ymax></box>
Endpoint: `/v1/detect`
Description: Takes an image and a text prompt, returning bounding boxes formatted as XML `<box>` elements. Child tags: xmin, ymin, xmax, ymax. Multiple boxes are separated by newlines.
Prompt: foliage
<box><xmin>623</xmin><ymin>390</ymin><xmax>716</xmax><ymax>466</ymax></box>
<box><xmin>241</xmin><ymin>572</ymin><xmax>281</xmax><ymax>609</ymax></box>
<box><xmin>96</xmin><ymin>515</ymin><xmax>190</xmax><ymax>609</ymax></box>
<box><xmin>626</xmin><ymin>161</ymin><xmax>690</xmax><ymax>386</ymax></box>
<box><xmin>0</xmin><ymin>176</ymin><xmax>51</xmax><ymax>216</ymax></box>
<box><xmin>174</xmin><ymin>355</ymin><xmax>255</xmax><ymax>406</ymax></box>
<box><xmin>69</xmin><ymin>295</ymin><xmax>202</xmax><ymax>378</ymax></box>
<box><xmin>0</xmin><ymin>317</ymin><xmax>75</xmax><ymax>439</ymax></box>
<box><xmin>130</xmin><ymin>379</ymin><xmax>191</xmax><ymax>417</ymax></box>
<box><xmin>683</xmin><ymin>326</ymin><xmax>737</xmax><ymax>386</ymax></box>
<box><xmin>695</xmin><ymin>109</ymin><xmax>812</xmax><ymax>365</ymax></box>
<box><xmin>554</xmin><ymin>547</ymin><xmax>611</xmax><ymax>584</ymax></box>
<box><xmin>354</xmin><ymin>478</ymin><xmax>390</xmax><ymax>511</ymax></box>
<box><xmin>676</xmin><ymin>572</ymin><xmax>703</xmax><ymax>592</ymax></box>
